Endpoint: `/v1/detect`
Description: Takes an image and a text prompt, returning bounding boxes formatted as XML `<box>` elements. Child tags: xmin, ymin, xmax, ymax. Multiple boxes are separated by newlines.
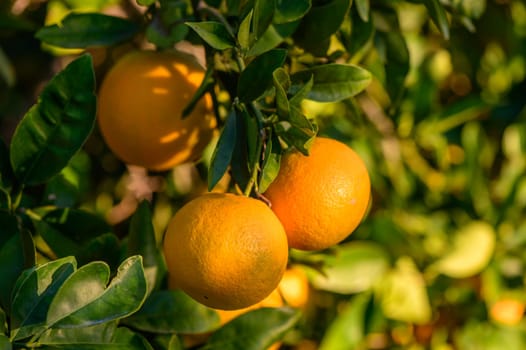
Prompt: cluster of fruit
<box><xmin>96</xmin><ymin>49</ymin><xmax>371</xmax><ymax>313</ymax></box>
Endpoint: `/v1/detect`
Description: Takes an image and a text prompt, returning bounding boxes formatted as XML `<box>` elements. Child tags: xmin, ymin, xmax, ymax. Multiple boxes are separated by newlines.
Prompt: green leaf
<box><xmin>293</xmin><ymin>0</ymin><xmax>350</xmax><ymax>53</ymax></box>
<box><xmin>237</xmin><ymin>10</ymin><xmax>253</xmax><ymax>50</ymax></box>
<box><xmin>46</xmin><ymin>262</ymin><xmax>110</xmax><ymax>326</ymax></box>
<box><xmin>10</xmin><ymin>54</ymin><xmax>96</xmax><ymax>186</ymax></box>
<box><xmin>0</xmin><ymin>335</ymin><xmax>11</xmax><ymax>350</ymax></box>
<box><xmin>38</xmin><ymin>327</ymin><xmax>153</xmax><ymax>349</ymax></box>
<box><xmin>275</xmin><ymin>0</ymin><xmax>311</xmax><ymax>23</ymax></box>
<box><xmin>343</xmin><ymin>6</ymin><xmax>374</xmax><ymax>61</ymax></box>
<box><xmin>355</xmin><ymin>0</ymin><xmax>370</xmax><ymax>22</ymax></box>
<box><xmin>38</xmin><ymin>322</ymin><xmax>117</xmax><ymax>345</ymax></box>
<box><xmin>273</xmin><ymin>68</ymin><xmax>290</xmax><ymax>119</ymax></box>
<box><xmin>237</xmin><ymin>49</ymin><xmax>287</xmax><ymax>102</ymax></box>
<box><xmin>242</xmin><ymin>107</ymin><xmax>261</xmax><ymax>173</ymax></box>
<box><xmin>122</xmin><ymin>290</ymin><xmax>220</xmax><ymax>334</ymax></box>
<box><xmin>246</xmin><ymin>21</ymin><xmax>299</xmax><ymax>57</ymax></box>
<box><xmin>128</xmin><ymin>200</ymin><xmax>165</xmax><ymax>294</ymax></box>
<box><xmin>258</xmin><ymin>131</ymin><xmax>281</xmax><ymax>193</ymax></box>
<box><xmin>290</xmin><ymin>64</ymin><xmax>371</xmax><ymax>102</ymax></box>
<box><xmin>377</xmin><ymin>257</ymin><xmax>432</xmax><ymax>324</ymax></box>
<box><xmin>35</xmin><ymin>13</ymin><xmax>140</xmax><ymax>48</ymax></box>
<box><xmin>230</xmin><ymin>112</ymin><xmax>252</xmax><ymax>191</ymax></box>
<box><xmin>182</xmin><ymin>66</ymin><xmax>214</xmax><ymax>118</ymax></box>
<box><xmin>202</xmin><ymin>308</ymin><xmax>301</xmax><ymax>350</ymax></box>
<box><xmin>274</xmin><ymin>111</ymin><xmax>317</xmax><ymax>155</ymax></box>
<box><xmin>310</xmin><ymin>241</ymin><xmax>390</xmax><ymax>294</ymax></box>
<box><xmin>252</xmin><ymin>0</ymin><xmax>275</xmax><ymax>40</ymax></box>
<box><xmin>429</xmin><ymin>221</ymin><xmax>496</xmax><ymax>278</ymax></box>
<box><xmin>185</xmin><ymin>22</ymin><xmax>235</xmax><ymax>50</ymax></box>
<box><xmin>10</xmin><ymin>257</ymin><xmax>77</xmax><ymax>340</ymax></box>
<box><xmin>376</xmin><ymin>31</ymin><xmax>410</xmax><ymax>106</ymax></box>
<box><xmin>289</xmin><ymin>75</ymin><xmax>313</xmax><ymax>107</ymax></box>
<box><xmin>49</xmin><ymin>256</ymin><xmax>148</xmax><ymax>329</ymax></box>
<box><xmin>136</xmin><ymin>0</ymin><xmax>156</xmax><ymax>6</ymax></box>
<box><xmin>319</xmin><ymin>293</ymin><xmax>371</xmax><ymax>350</ymax></box>
<box><xmin>33</xmin><ymin>208</ymin><xmax>119</xmax><ymax>268</ymax></box>
<box><xmin>0</xmin><ymin>308</ymin><xmax>6</xmax><ymax>334</ymax></box>
<box><xmin>422</xmin><ymin>0</ymin><xmax>450</xmax><ymax>39</ymax></box>
<box><xmin>0</xmin><ymin>212</ymin><xmax>32</xmax><ymax>312</ymax></box>
<box><xmin>208</xmin><ymin>109</ymin><xmax>237</xmax><ymax>191</ymax></box>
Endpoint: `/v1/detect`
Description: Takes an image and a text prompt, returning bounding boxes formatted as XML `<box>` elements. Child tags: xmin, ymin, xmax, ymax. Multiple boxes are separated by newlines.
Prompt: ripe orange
<box><xmin>278</xmin><ymin>266</ymin><xmax>310</xmax><ymax>309</ymax></box>
<box><xmin>97</xmin><ymin>50</ymin><xmax>216</xmax><ymax>171</ymax></box>
<box><xmin>264</xmin><ymin>137</ymin><xmax>371</xmax><ymax>251</ymax></box>
<box><xmin>489</xmin><ymin>298</ymin><xmax>525</xmax><ymax>326</ymax></box>
<box><xmin>163</xmin><ymin>193</ymin><xmax>289</xmax><ymax>310</ymax></box>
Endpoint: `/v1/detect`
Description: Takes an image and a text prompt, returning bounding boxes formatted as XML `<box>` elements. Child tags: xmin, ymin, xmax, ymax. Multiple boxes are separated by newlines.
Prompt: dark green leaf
<box><xmin>293</xmin><ymin>0</ymin><xmax>350</xmax><ymax>53</ymax></box>
<box><xmin>128</xmin><ymin>200</ymin><xmax>164</xmax><ymax>293</ymax></box>
<box><xmin>10</xmin><ymin>55</ymin><xmax>96</xmax><ymax>186</ymax></box>
<box><xmin>253</xmin><ymin>0</ymin><xmax>275</xmax><ymax>40</ymax></box>
<box><xmin>182</xmin><ymin>66</ymin><xmax>214</xmax><ymax>118</ymax></box>
<box><xmin>422</xmin><ymin>0</ymin><xmax>450</xmax><ymax>39</ymax></box>
<box><xmin>242</xmin><ymin>107</ymin><xmax>260</xmax><ymax>172</ymax></box>
<box><xmin>0</xmin><ymin>139</ymin><xmax>13</xmax><ymax>191</ymax></box>
<box><xmin>376</xmin><ymin>31</ymin><xmax>410</xmax><ymax>106</ymax></box>
<box><xmin>122</xmin><ymin>290</ymin><xmax>220</xmax><ymax>334</ymax></box>
<box><xmin>274</xmin><ymin>110</ymin><xmax>317</xmax><ymax>155</ymax></box>
<box><xmin>290</xmin><ymin>64</ymin><xmax>371</xmax><ymax>102</ymax></box>
<box><xmin>146</xmin><ymin>22</ymin><xmax>189</xmax><ymax>49</ymax></box>
<box><xmin>202</xmin><ymin>308</ymin><xmax>301</xmax><ymax>350</ymax></box>
<box><xmin>343</xmin><ymin>6</ymin><xmax>374</xmax><ymax>61</ymax></box>
<box><xmin>35</xmin><ymin>13</ymin><xmax>140</xmax><ymax>48</ymax></box>
<box><xmin>50</xmin><ymin>256</ymin><xmax>147</xmax><ymax>329</ymax></box>
<box><xmin>208</xmin><ymin>109</ymin><xmax>237</xmax><ymax>191</ymax></box>
<box><xmin>10</xmin><ymin>257</ymin><xmax>77</xmax><ymax>340</ymax></box>
<box><xmin>33</xmin><ymin>208</ymin><xmax>118</xmax><ymax>267</ymax></box>
<box><xmin>289</xmin><ymin>75</ymin><xmax>313</xmax><ymax>107</ymax></box>
<box><xmin>186</xmin><ymin>22</ymin><xmax>235</xmax><ymax>50</ymax></box>
<box><xmin>355</xmin><ymin>0</ymin><xmax>370</xmax><ymax>22</ymax></box>
<box><xmin>0</xmin><ymin>307</ymin><xmax>6</xmax><ymax>334</ymax></box>
<box><xmin>275</xmin><ymin>0</ymin><xmax>311</xmax><ymax>23</ymax></box>
<box><xmin>258</xmin><ymin>130</ymin><xmax>281</xmax><ymax>193</ymax></box>
<box><xmin>273</xmin><ymin>68</ymin><xmax>290</xmax><ymax>119</ymax></box>
<box><xmin>237</xmin><ymin>49</ymin><xmax>287</xmax><ymax>102</ymax></box>
<box><xmin>230</xmin><ymin>113</ymin><xmax>252</xmax><ymax>191</ymax></box>
<box><xmin>0</xmin><ymin>213</ymin><xmax>28</xmax><ymax>312</ymax></box>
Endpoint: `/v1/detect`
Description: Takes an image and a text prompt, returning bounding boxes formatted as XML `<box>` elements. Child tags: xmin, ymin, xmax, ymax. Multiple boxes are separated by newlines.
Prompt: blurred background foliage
<box><xmin>2</xmin><ymin>0</ymin><xmax>526</xmax><ymax>349</ymax></box>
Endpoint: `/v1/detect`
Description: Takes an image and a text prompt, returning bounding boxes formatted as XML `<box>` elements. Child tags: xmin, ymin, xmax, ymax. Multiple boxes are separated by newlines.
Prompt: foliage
<box><xmin>1</xmin><ymin>0</ymin><xmax>526</xmax><ymax>349</ymax></box>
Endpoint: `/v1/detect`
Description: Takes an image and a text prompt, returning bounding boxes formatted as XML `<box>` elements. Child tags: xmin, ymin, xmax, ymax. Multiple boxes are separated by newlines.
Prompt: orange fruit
<box><xmin>97</xmin><ymin>50</ymin><xmax>216</xmax><ymax>171</ymax></box>
<box><xmin>163</xmin><ymin>193</ymin><xmax>289</xmax><ymax>310</ymax></box>
<box><xmin>489</xmin><ymin>298</ymin><xmax>525</xmax><ymax>326</ymax></box>
<box><xmin>278</xmin><ymin>266</ymin><xmax>310</xmax><ymax>309</ymax></box>
<box><xmin>264</xmin><ymin>137</ymin><xmax>371</xmax><ymax>251</ymax></box>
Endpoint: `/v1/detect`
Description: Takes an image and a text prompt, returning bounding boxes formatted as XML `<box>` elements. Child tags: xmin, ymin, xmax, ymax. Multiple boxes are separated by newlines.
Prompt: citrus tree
<box><xmin>2</xmin><ymin>0</ymin><xmax>526</xmax><ymax>349</ymax></box>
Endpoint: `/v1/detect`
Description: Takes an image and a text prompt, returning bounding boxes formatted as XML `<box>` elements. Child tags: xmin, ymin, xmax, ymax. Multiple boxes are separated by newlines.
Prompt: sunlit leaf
<box><xmin>377</xmin><ymin>257</ymin><xmax>431</xmax><ymax>324</ymax></box>
<box><xmin>430</xmin><ymin>221</ymin><xmax>496</xmax><ymax>278</ymax></box>
<box><xmin>49</xmin><ymin>256</ymin><xmax>148</xmax><ymax>329</ymax></box>
<box><xmin>310</xmin><ymin>241</ymin><xmax>390</xmax><ymax>294</ymax></box>
<box><xmin>422</xmin><ymin>0</ymin><xmax>450</xmax><ymax>39</ymax></box>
